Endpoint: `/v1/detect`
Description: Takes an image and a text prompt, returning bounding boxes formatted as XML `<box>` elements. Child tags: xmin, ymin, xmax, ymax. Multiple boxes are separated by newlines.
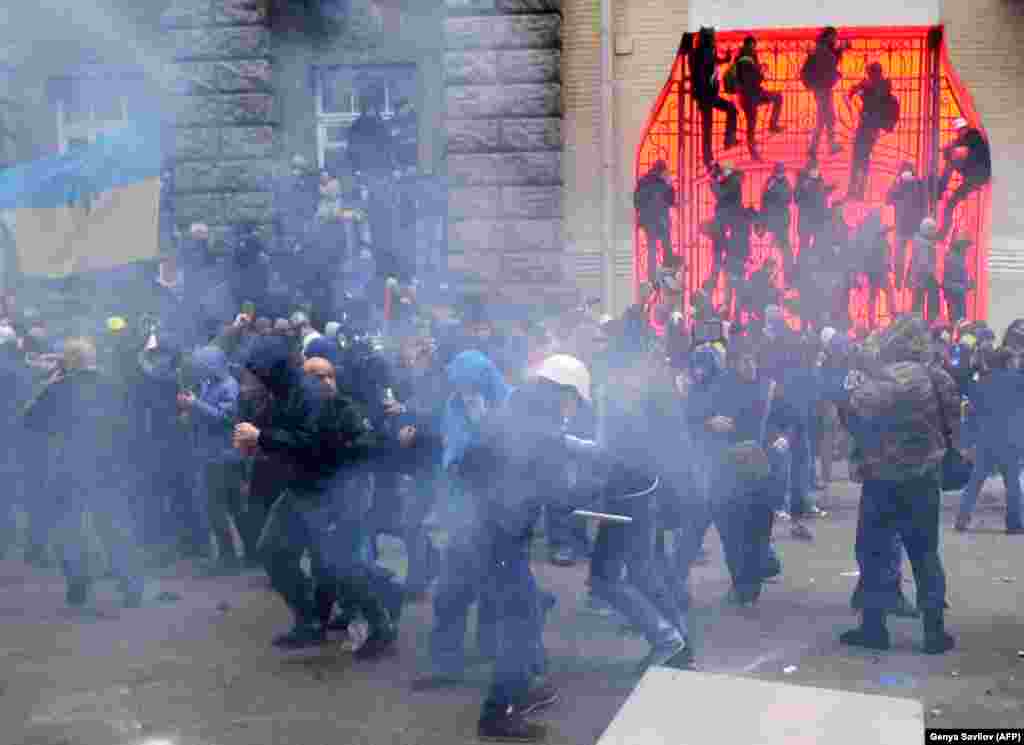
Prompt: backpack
<box><xmin>801</xmin><ymin>47</ymin><xmax>836</xmax><ymax>90</ymax></box>
<box><xmin>878</xmin><ymin>91</ymin><xmax>900</xmax><ymax>132</ymax></box>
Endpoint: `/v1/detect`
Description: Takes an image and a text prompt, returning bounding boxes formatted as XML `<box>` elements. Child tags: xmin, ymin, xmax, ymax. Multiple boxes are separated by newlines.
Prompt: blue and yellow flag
<box><xmin>0</xmin><ymin>118</ymin><xmax>163</xmax><ymax>277</ymax></box>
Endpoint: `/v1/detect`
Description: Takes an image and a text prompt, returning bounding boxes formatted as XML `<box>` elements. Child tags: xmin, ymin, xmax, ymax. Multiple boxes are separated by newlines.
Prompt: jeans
<box><xmin>938</xmin><ymin>166</ymin><xmax>987</xmax><ymax>237</ymax></box>
<box><xmin>589</xmin><ymin>492</ymin><xmax>688</xmax><ymax>641</ymax></box>
<box><xmin>858</xmin><ymin>474</ymin><xmax>947</xmax><ymax>613</ymax></box>
<box><xmin>698</xmin><ymin>97</ymin><xmax>739</xmax><ymax>168</ymax></box>
<box><xmin>959</xmin><ymin>444</ymin><xmax>1023</xmax><ymax>529</ymax></box>
<box><xmin>809</xmin><ymin>87</ymin><xmax>837</xmax><ymax>156</ymax></box>
<box><xmin>258</xmin><ymin>489</ymin><xmax>400</xmax><ymax>633</ymax></box>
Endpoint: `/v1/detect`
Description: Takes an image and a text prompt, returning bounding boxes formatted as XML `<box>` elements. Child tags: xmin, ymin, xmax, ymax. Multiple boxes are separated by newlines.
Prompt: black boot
<box><xmin>478</xmin><ymin>703</ymin><xmax>547</xmax><ymax>743</ymax></box>
<box><xmin>922</xmin><ymin>609</ymin><xmax>955</xmax><ymax>655</ymax></box>
<box><xmin>840</xmin><ymin>608</ymin><xmax>891</xmax><ymax>650</ymax></box>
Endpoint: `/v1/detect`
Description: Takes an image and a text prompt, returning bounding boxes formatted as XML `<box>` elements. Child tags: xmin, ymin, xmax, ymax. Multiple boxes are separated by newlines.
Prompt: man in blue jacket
<box><xmin>178</xmin><ymin>345</ymin><xmax>243</xmax><ymax>573</ymax></box>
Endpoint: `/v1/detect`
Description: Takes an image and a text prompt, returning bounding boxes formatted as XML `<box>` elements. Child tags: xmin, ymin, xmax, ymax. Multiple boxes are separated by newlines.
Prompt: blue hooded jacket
<box><xmin>441</xmin><ymin>350</ymin><xmax>511</xmax><ymax>470</ymax></box>
<box><xmin>189</xmin><ymin>345</ymin><xmax>240</xmax><ymax>463</ymax></box>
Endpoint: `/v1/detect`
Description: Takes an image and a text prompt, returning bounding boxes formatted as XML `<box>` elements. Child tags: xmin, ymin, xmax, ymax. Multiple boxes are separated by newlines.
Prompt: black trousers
<box><xmin>809</xmin><ymin>87</ymin><xmax>837</xmax><ymax>155</ymax></box>
<box><xmin>849</xmin><ymin>125</ymin><xmax>882</xmax><ymax>199</ymax></box>
<box><xmin>858</xmin><ymin>474</ymin><xmax>947</xmax><ymax>613</ymax></box>
<box><xmin>699</xmin><ymin>97</ymin><xmax>739</xmax><ymax>168</ymax></box>
<box><xmin>641</xmin><ymin>220</ymin><xmax>673</xmax><ymax>284</ymax></box>
<box><xmin>740</xmin><ymin>90</ymin><xmax>783</xmax><ymax>156</ymax></box>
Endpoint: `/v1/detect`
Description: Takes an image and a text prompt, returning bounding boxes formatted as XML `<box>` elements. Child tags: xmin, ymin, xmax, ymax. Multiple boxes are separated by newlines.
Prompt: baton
<box><xmin>572</xmin><ymin>509</ymin><xmax>633</xmax><ymax>524</ymax></box>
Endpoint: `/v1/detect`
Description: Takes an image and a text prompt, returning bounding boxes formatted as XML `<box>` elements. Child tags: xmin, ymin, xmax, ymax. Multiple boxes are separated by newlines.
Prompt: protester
<box><xmin>685</xmin><ymin>27</ymin><xmax>739</xmax><ymax>168</ymax></box>
<box><xmin>24</xmin><ymin>338</ymin><xmax>144</xmax><ymax>608</ymax></box>
<box><xmin>803</xmin><ymin>26</ymin><xmax>851</xmax><ymax>158</ymax></box>
<box><xmin>733</xmin><ymin>35</ymin><xmax>784</xmax><ymax>162</ymax></box>
<box><xmin>846</xmin><ymin>62</ymin><xmax>898</xmax><ymax>200</ymax></box>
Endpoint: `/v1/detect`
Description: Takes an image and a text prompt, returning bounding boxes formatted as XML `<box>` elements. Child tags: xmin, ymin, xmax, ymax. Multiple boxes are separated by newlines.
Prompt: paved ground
<box><xmin>3</xmin><ymin>475</ymin><xmax>1024</xmax><ymax>745</ymax></box>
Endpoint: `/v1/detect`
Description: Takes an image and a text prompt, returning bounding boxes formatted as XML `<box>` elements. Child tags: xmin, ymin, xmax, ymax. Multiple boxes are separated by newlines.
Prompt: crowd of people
<box><xmin>637</xmin><ymin>26</ymin><xmax>991</xmax><ymax>333</ymax></box>
<box><xmin>3</xmin><ymin>249</ymin><xmax>1024</xmax><ymax>740</ymax></box>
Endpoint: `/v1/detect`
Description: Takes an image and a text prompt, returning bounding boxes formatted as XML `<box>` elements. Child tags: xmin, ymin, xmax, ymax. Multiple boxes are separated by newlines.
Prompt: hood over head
<box><xmin>446</xmin><ymin>350</ymin><xmax>510</xmax><ymax>406</ymax></box>
<box><xmin>245</xmin><ymin>336</ymin><xmax>300</xmax><ymax>398</ymax></box>
<box><xmin>192</xmin><ymin>345</ymin><xmax>230</xmax><ymax>381</ymax></box>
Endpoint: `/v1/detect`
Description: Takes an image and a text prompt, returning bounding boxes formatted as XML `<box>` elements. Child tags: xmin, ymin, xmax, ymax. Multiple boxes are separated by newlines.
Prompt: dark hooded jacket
<box><xmin>944</xmin><ymin>127</ymin><xmax>992</xmax><ymax>185</ymax></box>
<box><xmin>245</xmin><ymin>336</ymin><xmax>365</xmax><ymax>501</ymax></box>
<box><xmin>458</xmin><ymin>380</ymin><xmax>569</xmax><ymax>538</ymax></box>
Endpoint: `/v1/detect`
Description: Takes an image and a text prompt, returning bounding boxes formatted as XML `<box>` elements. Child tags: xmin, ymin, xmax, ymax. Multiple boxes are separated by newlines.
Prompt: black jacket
<box><xmin>634</xmin><ymin>172</ymin><xmax>676</xmax><ymax>226</ymax></box>
<box><xmin>761</xmin><ymin>174</ymin><xmax>793</xmax><ymax>216</ymax></box>
<box><xmin>851</xmin><ymin>77</ymin><xmax>893</xmax><ymax>130</ymax></box>
<box><xmin>687</xmin><ymin>36</ymin><xmax>728</xmax><ymax>103</ymax></box>
<box><xmin>796</xmin><ymin>171</ymin><xmax>830</xmax><ymax>224</ymax></box>
<box><xmin>886</xmin><ymin>177</ymin><xmax>928</xmax><ymax>238</ymax></box>
<box><xmin>736</xmin><ymin>53</ymin><xmax>765</xmax><ymax>99</ymax></box>
<box><xmin>944</xmin><ymin>128</ymin><xmax>992</xmax><ymax>185</ymax></box>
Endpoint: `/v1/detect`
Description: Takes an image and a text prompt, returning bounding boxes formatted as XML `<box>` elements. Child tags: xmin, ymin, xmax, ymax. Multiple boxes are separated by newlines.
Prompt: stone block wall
<box><xmin>162</xmin><ymin>0</ymin><xmax>279</xmax><ymax>252</ymax></box>
<box><xmin>445</xmin><ymin>0</ymin><xmax>572</xmax><ymax>303</ymax></box>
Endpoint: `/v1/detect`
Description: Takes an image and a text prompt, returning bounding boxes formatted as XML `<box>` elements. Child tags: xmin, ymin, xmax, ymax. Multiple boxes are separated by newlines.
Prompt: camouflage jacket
<box><xmin>842</xmin><ymin>361</ymin><xmax>961</xmax><ymax>483</ymax></box>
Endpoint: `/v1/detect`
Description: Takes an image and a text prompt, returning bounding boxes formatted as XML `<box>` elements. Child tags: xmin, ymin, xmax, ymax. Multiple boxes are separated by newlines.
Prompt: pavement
<box><xmin>2</xmin><ymin>473</ymin><xmax>1024</xmax><ymax>745</ymax></box>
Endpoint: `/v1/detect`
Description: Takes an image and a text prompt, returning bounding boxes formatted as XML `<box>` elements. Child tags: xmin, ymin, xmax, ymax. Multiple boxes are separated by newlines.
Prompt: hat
<box><xmin>532</xmin><ymin>354</ymin><xmax>592</xmax><ymax>402</ymax></box>
<box><xmin>303</xmin><ymin>336</ymin><xmax>339</xmax><ymax>366</ymax></box>
<box><xmin>106</xmin><ymin>316</ymin><xmax>127</xmax><ymax>333</ymax></box>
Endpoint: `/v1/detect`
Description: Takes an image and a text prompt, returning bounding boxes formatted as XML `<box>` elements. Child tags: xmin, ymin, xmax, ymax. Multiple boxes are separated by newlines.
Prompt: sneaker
<box><xmin>550</xmin><ymin>547</ymin><xmax>575</xmax><ymax>567</ymax></box>
<box><xmin>640</xmin><ymin>635</ymin><xmax>687</xmax><ymax>671</ymax></box>
<box><xmin>478</xmin><ymin>706</ymin><xmax>547</xmax><ymax>743</ymax></box>
<box><xmin>354</xmin><ymin>626</ymin><xmax>399</xmax><ymax>660</ymax></box>
<box><xmin>272</xmin><ymin>624</ymin><xmax>326</xmax><ymax>650</ymax></box>
<box><xmin>65</xmin><ymin>579</ymin><xmax>90</xmax><ymax>607</ymax></box>
<box><xmin>516</xmin><ymin>681</ymin><xmax>560</xmax><ymax>716</ymax></box>
<box><xmin>662</xmin><ymin>642</ymin><xmax>697</xmax><ymax>671</ymax></box>
<box><xmin>839</xmin><ymin>626</ymin><xmax>891</xmax><ymax>650</ymax></box>
<box><xmin>954</xmin><ymin>514</ymin><xmax>971</xmax><ymax>532</ymax></box>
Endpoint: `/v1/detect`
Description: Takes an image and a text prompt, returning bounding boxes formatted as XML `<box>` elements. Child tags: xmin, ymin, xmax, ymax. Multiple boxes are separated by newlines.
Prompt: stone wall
<box><xmin>445</xmin><ymin>0</ymin><xmax>572</xmax><ymax>304</ymax></box>
<box><xmin>163</xmin><ymin>0</ymin><xmax>279</xmax><ymax>252</ymax></box>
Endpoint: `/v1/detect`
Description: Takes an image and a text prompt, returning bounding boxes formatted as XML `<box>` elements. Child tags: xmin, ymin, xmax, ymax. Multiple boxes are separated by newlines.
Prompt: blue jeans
<box><xmin>430</xmin><ymin>526</ymin><xmax>541</xmax><ymax>710</ymax></box>
<box><xmin>590</xmin><ymin>492</ymin><xmax>688</xmax><ymax>641</ymax></box>
<box><xmin>959</xmin><ymin>444</ymin><xmax>1023</xmax><ymax>529</ymax></box>
<box><xmin>258</xmin><ymin>490</ymin><xmax>399</xmax><ymax>632</ymax></box>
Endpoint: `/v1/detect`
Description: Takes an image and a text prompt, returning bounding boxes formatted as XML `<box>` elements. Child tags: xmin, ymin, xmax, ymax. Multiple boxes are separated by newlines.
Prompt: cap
<box><xmin>532</xmin><ymin>354</ymin><xmax>592</xmax><ymax>402</ymax></box>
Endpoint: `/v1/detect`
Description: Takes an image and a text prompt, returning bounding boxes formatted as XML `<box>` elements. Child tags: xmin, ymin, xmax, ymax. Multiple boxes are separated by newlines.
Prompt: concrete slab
<box><xmin>597</xmin><ymin>667</ymin><xmax>924</xmax><ymax>745</ymax></box>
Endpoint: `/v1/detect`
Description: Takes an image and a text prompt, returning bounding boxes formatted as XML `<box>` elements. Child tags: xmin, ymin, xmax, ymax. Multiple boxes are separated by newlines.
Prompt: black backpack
<box><xmin>878</xmin><ymin>91</ymin><xmax>900</xmax><ymax>132</ymax></box>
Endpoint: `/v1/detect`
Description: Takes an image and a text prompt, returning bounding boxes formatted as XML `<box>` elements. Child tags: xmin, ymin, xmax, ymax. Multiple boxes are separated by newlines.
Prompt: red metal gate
<box><xmin>635</xmin><ymin>25</ymin><xmax>990</xmax><ymax>336</ymax></box>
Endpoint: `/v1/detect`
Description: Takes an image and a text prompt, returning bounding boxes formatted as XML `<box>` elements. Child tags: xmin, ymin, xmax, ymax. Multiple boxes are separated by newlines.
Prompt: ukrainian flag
<box><xmin>0</xmin><ymin>117</ymin><xmax>163</xmax><ymax>277</ymax></box>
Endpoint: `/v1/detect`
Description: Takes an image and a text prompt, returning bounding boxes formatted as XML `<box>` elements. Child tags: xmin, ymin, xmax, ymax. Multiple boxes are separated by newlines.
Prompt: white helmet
<box><xmin>532</xmin><ymin>354</ymin><xmax>592</xmax><ymax>402</ymax></box>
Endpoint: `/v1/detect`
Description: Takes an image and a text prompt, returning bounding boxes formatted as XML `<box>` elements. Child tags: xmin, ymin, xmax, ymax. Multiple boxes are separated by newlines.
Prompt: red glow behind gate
<box><xmin>634</xmin><ymin>25</ymin><xmax>990</xmax><ymax>336</ymax></box>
